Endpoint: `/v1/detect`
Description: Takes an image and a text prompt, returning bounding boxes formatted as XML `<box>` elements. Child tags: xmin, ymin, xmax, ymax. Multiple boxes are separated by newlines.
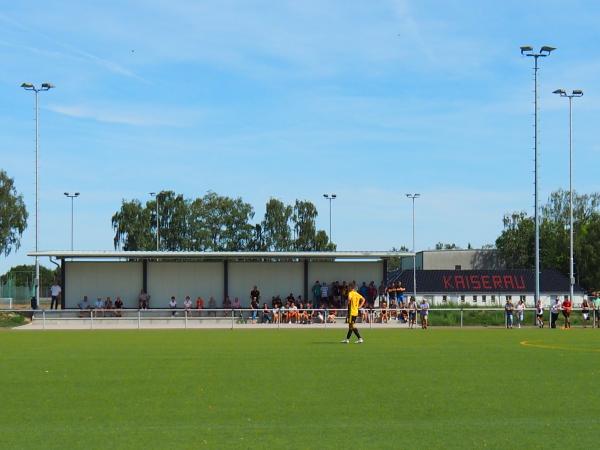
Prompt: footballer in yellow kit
<box><xmin>342</xmin><ymin>283</ymin><xmax>366</xmax><ymax>343</ymax></box>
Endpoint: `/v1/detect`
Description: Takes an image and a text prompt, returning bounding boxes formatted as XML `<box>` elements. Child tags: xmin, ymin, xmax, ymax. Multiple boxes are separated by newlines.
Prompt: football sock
<box><xmin>346</xmin><ymin>329</ymin><xmax>353</xmax><ymax>340</ymax></box>
<box><xmin>353</xmin><ymin>329</ymin><xmax>361</xmax><ymax>339</ymax></box>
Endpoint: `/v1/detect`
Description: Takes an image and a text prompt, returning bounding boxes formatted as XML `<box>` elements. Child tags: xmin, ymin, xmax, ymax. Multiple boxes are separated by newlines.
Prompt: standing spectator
<box><xmin>397</xmin><ymin>282</ymin><xmax>406</xmax><ymax>304</ymax></box>
<box><xmin>504</xmin><ymin>298</ymin><xmax>514</xmax><ymax>329</ymax></box>
<box><xmin>550</xmin><ymin>298</ymin><xmax>560</xmax><ymax>328</ymax></box>
<box><xmin>535</xmin><ymin>299</ymin><xmax>544</xmax><ymax>328</ymax></box>
<box><xmin>261</xmin><ymin>303</ymin><xmax>272</xmax><ymax>323</ymax></box>
<box><xmin>377</xmin><ymin>281</ymin><xmax>387</xmax><ymax>306</ymax></box>
<box><xmin>114</xmin><ymin>296</ymin><xmax>123</xmax><ymax>317</ymax></box>
<box><xmin>208</xmin><ymin>296</ymin><xmax>216</xmax><ymax>317</ymax></box>
<box><xmin>311</xmin><ymin>281</ymin><xmax>321</xmax><ymax>307</ymax></box>
<box><xmin>169</xmin><ymin>296</ymin><xmax>177</xmax><ymax>316</ymax></box>
<box><xmin>359</xmin><ymin>282</ymin><xmax>369</xmax><ymax>302</ymax></box>
<box><xmin>333</xmin><ymin>281</ymin><xmax>341</xmax><ymax>307</ymax></box>
<box><xmin>516</xmin><ymin>299</ymin><xmax>525</xmax><ymax>328</ymax></box>
<box><xmin>368</xmin><ymin>282</ymin><xmax>377</xmax><ymax>307</ymax></box>
<box><xmin>419</xmin><ymin>298</ymin><xmax>429</xmax><ymax>329</ymax></box>
<box><xmin>340</xmin><ymin>281</ymin><xmax>349</xmax><ymax>307</ymax></box>
<box><xmin>250</xmin><ymin>297</ymin><xmax>259</xmax><ymax>324</ymax></box>
<box><xmin>594</xmin><ymin>294</ymin><xmax>600</xmax><ymax>328</ymax></box>
<box><xmin>321</xmin><ymin>282</ymin><xmax>329</xmax><ymax>305</ymax></box>
<box><xmin>183</xmin><ymin>296</ymin><xmax>192</xmax><ymax>316</ymax></box>
<box><xmin>408</xmin><ymin>297</ymin><xmax>417</xmax><ymax>329</ymax></box>
<box><xmin>562</xmin><ymin>296</ymin><xmax>572</xmax><ymax>329</ymax></box>
<box><xmin>581</xmin><ymin>298</ymin><xmax>591</xmax><ymax>328</ymax></box>
<box><xmin>250</xmin><ymin>286</ymin><xmax>260</xmax><ymax>304</ymax></box>
<box><xmin>50</xmin><ymin>281</ymin><xmax>62</xmax><ymax>310</ymax></box>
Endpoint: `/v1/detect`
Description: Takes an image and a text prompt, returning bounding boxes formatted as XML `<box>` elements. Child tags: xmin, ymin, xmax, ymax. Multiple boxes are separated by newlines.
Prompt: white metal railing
<box><xmin>2</xmin><ymin>307</ymin><xmax>598</xmax><ymax>330</ymax></box>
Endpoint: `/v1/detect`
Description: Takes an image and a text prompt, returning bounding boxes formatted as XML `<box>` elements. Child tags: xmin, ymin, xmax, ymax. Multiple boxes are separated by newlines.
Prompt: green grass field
<box><xmin>1</xmin><ymin>328</ymin><xmax>598</xmax><ymax>449</ymax></box>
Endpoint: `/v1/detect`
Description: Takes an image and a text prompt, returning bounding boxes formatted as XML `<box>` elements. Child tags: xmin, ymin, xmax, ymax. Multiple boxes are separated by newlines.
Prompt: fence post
<box><xmin>137</xmin><ymin>309</ymin><xmax>141</xmax><ymax>329</ymax></box>
<box><xmin>460</xmin><ymin>309</ymin><xmax>463</xmax><ymax>328</ymax></box>
<box><xmin>90</xmin><ymin>310</ymin><xmax>94</xmax><ymax>330</ymax></box>
<box><xmin>185</xmin><ymin>311</ymin><xmax>188</xmax><ymax>329</ymax></box>
<box><xmin>42</xmin><ymin>309</ymin><xmax>46</xmax><ymax>330</ymax></box>
<box><xmin>231</xmin><ymin>310</ymin><xmax>234</xmax><ymax>330</ymax></box>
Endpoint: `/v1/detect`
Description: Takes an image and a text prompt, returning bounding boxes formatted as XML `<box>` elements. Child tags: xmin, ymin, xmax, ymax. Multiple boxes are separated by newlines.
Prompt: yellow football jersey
<box><xmin>348</xmin><ymin>290</ymin><xmax>365</xmax><ymax>316</ymax></box>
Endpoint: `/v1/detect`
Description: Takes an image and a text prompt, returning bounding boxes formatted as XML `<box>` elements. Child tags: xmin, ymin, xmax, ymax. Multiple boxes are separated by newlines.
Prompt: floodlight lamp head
<box><xmin>553</xmin><ymin>89</ymin><xmax>566</xmax><ymax>96</ymax></box>
<box><xmin>150</xmin><ymin>192</ymin><xmax>156</xmax><ymax>196</ymax></box>
<box><xmin>21</xmin><ymin>82</ymin><xmax>34</xmax><ymax>90</ymax></box>
<box><xmin>64</xmin><ymin>192</ymin><xmax>69</xmax><ymax>196</ymax></box>
<box><xmin>41</xmin><ymin>82</ymin><xmax>55</xmax><ymax>90</ymax></box>
<box><xmin>520</xmin><ymin>45</ymin><xmax>533</xmax><ymax>55</ymax></box>
<box><xmin>75</xmin><ymin>192</ymin><xmax>80</xmax><ymax>197</ymax></box>
<box><xmin>572</xmin><ymin>89</ymin><xmax>584</xmax><ymax>97</ymax></box>
<box><xmin>540</xmin><ymin>46</ymin><xmax>556</xmax><ymax>55</ymax></box>
<box><xmin>331</xmin><ymin>194</ymin><xmax>337</xmax><ymax>199</ymax></box>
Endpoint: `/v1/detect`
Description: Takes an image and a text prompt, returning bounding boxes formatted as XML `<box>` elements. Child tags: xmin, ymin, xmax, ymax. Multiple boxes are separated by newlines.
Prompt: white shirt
<box><xmin>51</xmin><ymin>284</ymin><xmax>61</xmax><ymax>296</ymax></box>
<box><xmin>169</xmin><ymin>299</ymin><xmax>177</xmax><ymax>308</ymax></box>
<box><xmin>184</xmin><ymin>299</ymin><xmax>192</xmax><ymax>309</ymax></box>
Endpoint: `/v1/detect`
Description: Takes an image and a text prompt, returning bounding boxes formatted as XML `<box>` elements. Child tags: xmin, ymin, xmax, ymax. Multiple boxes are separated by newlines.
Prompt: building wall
<box><xmin>229</xmin><ymin>262</ymin><xmax>303</xmax><ymax>306</ymax></box>
<box><xmin>402</xmin><ymin>250</ymin><xmax>500</xmax><ymax>270</ymax></box>
<box><xmin>147</xmin><ymin>262</ymin><xmax>224</xmax><ymax>308</ymax></box>
<box><xmin>422</xmin><ymin>292</ymin><xmax>584</xmax><ymax>307</ymax></box>
<box><xmin>65</xmin><ymin>261</ymin><xmax>142</xmax><ymax>308</ymax></box>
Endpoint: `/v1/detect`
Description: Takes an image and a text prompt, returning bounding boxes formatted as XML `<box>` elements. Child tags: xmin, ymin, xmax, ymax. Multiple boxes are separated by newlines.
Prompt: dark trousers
<box><xmin>550</xmin><ymin>312</ymin><xmax>558</xmax><ymax>328</ymax></box>
<box><xmin>50</xmin><ymin>296</ymin><xmax>59</xmax><ymax>309</ymax></box>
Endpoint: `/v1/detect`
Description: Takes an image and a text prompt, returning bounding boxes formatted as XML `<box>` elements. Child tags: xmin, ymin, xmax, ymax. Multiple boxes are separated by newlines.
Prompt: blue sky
<box><xmin>1</xmin><ymin>0</ymin><xmax>599</xmax><ymax>273</ymax></box>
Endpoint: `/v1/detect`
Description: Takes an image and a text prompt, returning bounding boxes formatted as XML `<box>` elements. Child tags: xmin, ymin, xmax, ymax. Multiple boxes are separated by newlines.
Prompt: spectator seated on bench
<box><xmin>114</xmin><ymin>297</ymin><xmax>123</xmax><ymax>317</ymax></box>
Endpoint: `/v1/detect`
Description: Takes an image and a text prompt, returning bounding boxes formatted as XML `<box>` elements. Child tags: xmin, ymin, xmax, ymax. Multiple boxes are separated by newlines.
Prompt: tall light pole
<box><xmin>63</xmin><ymin>192</ymin><xmax>80</xmax><ymax>251</ymax></box>
<box><xmin>21</xmin><ymin>82</ymin><xmax>54</xmax><ymax>307</ymax></box>
<box><xmin>406</xmin><ymin>193</ymin><xmax>420</xmax><ymax>300</ymax></box>
<box><xmin>323</xmin><ymin>193</ymin><xmax>337</xmax><ymax>244</ymax></box>
<box><xmin>520</xmin><ymin>45</ymin><xmax>555</xmax><ymax>305</ymax></box>
<box><xmin>553</xmin><ymin>88</ymin><xmax>583</xmax><ymax>302</ymax></box>
<box><xmin>150</xmin><ymin>192</ymin><xmax>160</xmax><ymax>251</ymax></box>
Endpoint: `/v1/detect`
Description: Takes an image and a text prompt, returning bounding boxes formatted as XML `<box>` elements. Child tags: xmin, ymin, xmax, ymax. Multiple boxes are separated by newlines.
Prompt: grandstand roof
<box><xmin>28</xmin><ymin>250</ymin><xmax>410</xmax><ymax>261</ymax></box>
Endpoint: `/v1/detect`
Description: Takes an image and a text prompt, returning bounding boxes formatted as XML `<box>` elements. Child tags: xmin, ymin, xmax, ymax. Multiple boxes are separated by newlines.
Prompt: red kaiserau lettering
<box><xmin>515</xmin><ymin>276</ymin><xmax>525</xmax><ymax>290</ymax></box>
<box><xmin>481</xmin><ymin>275</ymin><xmax>491</xmax><ymax>289</ymax></box>
<box><xmin>492</xmin><ymin>276</ymin><xmax>502</xmax><ymax>289</ymax></box>
<box><xmin>454</xmin><ymin>276</ymin><xmax>466</xmax><ymax>290</ymax></box>
<box><xmin>443</xmin><ymin>276</ymin><xmax>453</xmax><ymax>289</ymax></box>
<box><xmin>503</xmin><ymin>275</ymin><xmax>515</xmax><ymax>289</ymax></box>
<box><xmin>470</xmin><ymin>275</ymin><xmax>481</xmax><ymax>290</ymax></box>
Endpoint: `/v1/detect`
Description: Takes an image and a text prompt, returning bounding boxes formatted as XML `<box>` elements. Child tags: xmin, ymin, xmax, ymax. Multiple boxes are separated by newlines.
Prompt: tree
<box><xmin>0</xmin><ymin>170</ymin><xmax>28</xmax><ymax>256</ymax></box>
<box><xmin>496</xmin><ymin>190</ymin><xmax>600</xmax><ymax>291</ymax></box>
<box><xmin>111</xmin><ymin>199</ymin><xmax>153</xmax><ymax>250</ymax></box>
<box><xmin>153</xmin><ymin>191</ymin><xmax>189</xmax><ymax>251</ymax></box>
<box><xmin>261</xmin><ymin>198</ymin><xmax>293</xmax><ymax>251</ymax></box>
<box><xmin>435</xmin><ymin>242</ymin><xmax>460</xmax><ymax>250</ymax></box>
<box><xmin>495</xmin><ymin>212</ymin><xmax>535</xmax><ymax>269</ymax></box>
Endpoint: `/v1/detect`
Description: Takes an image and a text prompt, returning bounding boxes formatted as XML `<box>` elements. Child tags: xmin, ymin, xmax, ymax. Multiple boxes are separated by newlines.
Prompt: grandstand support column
<box><xmin>223</xmin><ymin>260</ymin><xmax>229</xmax><ymax>300</ymax></box>
<box><xmin>382</xmin><ymin>259</ymin><xmax>388</xmax><ymax>285</ymax></box>
<box><xmin>303</xmin><ymin>259</ymin><xmax>308</xmax><ymax>301</ymax></box>
<box><xmin>60</xmin><ymin>258</ymin><xmax>66</xmax><ymax>309</ymax></box>
<box><xmin>142</xmin><ymin>260</ymin><xmax>148</xmax><ymax>293</ymax></box>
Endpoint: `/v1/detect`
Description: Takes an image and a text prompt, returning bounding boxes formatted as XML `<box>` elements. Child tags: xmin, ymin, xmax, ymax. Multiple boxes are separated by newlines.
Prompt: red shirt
<box><xmin>562</xmin><ymin>299</ymin><xmax>572</xmax><ymax>312</ymax></box>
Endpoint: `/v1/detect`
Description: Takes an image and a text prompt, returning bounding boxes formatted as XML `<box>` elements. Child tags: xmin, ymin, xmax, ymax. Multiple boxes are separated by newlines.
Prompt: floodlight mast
<box><xmin>406</xmin><ymin>193</ymin><xmax>420</xmax><ymax>301</ymax></box>
<box><xmin>64</xmin><ymin>192</ymin><xmax>80</xmax><ymax>251</ymax></box>
<box><xmin>21</xmin><ymin>82</ymin><xmax>54</xmax><ymax>308</ymax></box>
<box><xmin>323</xmin><ymin>194</ymin><xmax>337</xmax><ymax>244</ymax></box>
<box><xmin>553</xmin><ymin>88</ymin><xmax>584</xmax><ymax>303</ymax></box>
<box><xmin>519</xmin><ymin>46</ymin><xmax>555</xmax><ymax>306</ymax></box>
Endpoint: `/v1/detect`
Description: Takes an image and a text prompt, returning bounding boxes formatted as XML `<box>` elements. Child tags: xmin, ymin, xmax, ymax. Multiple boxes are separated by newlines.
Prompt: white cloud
<box><xmin>45</xmin><ymin>103</ymin><xmax>202</xmax><ymax>127</ymax></box>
